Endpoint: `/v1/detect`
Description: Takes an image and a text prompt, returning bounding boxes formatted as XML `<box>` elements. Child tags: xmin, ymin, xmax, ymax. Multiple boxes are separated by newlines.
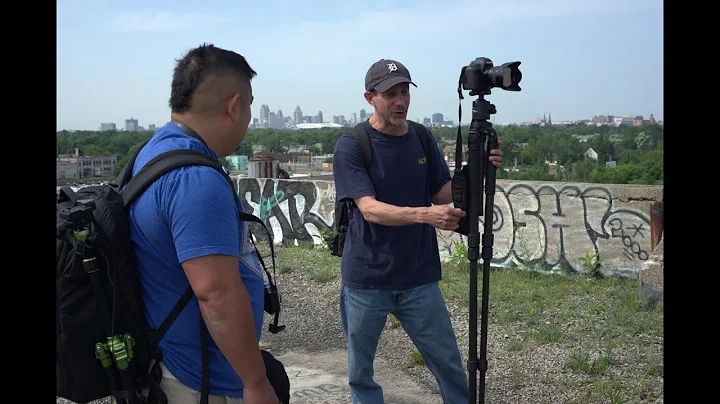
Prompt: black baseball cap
<box><xmin>364</xmin><ymin>59</ymin><xmax>417</xmax><ymax>92</ymax></box>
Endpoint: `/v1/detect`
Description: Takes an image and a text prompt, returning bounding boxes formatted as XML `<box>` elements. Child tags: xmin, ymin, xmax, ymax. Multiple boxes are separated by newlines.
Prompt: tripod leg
<box><xmin>478</xmin><ymin>129</ymin><xmax>498</xmax><ymax>403</ymax></box>
<box><xmin>465</xmin><ymin>124</ymin><xmax>485</xmax><ymax>404</ymax></box>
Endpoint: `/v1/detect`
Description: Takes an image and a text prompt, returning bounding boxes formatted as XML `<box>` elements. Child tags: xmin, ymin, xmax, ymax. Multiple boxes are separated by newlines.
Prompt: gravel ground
<box><xmin>58</xmin><ymin>263</ymin><xmax>663</xmax><ymax>404</ymax></box>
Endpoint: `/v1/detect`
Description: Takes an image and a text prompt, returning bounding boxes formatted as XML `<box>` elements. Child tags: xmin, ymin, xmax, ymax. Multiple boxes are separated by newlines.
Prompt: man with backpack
<box><xmin>331</xmin><ymin>59</ymin><xmax>504</xmax><ymax>403</ymax></box>
<box><xmin>56</xmin><ymin>43</ymin><xmax>289</xmax><ymax>404</ymax></box>
<box><xmin>125</xmin><ymin>44</ymin><xmax>281</xmax><ymax>404</ymax></box>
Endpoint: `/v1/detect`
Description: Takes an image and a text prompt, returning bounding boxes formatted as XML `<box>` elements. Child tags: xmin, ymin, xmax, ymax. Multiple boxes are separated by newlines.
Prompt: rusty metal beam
<box><xmin>650</xmin><ymin>201</ymin><xmax>663</xmax><ymax>252</ymax></box>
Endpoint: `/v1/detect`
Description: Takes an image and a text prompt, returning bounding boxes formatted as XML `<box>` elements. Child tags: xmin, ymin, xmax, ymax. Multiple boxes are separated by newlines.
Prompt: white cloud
<box><xmin>105</xmin><ymin>10</ymin><xmax>231</xmax><ymax>33</ymax></box>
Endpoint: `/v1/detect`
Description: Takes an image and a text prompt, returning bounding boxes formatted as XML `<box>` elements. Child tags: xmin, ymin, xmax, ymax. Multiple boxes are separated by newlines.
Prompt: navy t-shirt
<box><xmin>128</xmin><ymin>122</ymin><xmax>266</xmax><ymax>397</ymax></box>
<box><xmin>332</xmin><ymin>120</ymin><xmax>451</xmax><ymax>289</ymax></box>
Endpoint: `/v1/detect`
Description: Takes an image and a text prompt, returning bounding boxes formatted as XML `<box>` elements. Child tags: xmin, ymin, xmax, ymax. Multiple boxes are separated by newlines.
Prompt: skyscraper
<box><xmin>294</xmin><ymin>104</ymin><xmax>303</xmax><ymax>124</ymax></box>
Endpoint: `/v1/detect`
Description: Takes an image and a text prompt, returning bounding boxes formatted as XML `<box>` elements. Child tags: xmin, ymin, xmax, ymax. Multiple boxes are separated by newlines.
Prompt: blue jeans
<box><xmin>340</xmin><ymin>282</ymin><xmax>469</xmax><ymax>404</ymax></box>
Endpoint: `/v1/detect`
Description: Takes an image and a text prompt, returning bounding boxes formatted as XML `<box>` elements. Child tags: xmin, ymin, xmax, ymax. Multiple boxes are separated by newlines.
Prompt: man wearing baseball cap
<box><xmin>332</xmin><ymin>59</ymin><xmax>504</xmax><ymax>403</ymax></box>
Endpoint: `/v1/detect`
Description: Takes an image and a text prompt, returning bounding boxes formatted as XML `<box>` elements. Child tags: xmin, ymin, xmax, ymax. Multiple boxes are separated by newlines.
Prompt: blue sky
<box><xmin>57</xmin><ymin>0</ymin><xmax>663</xmax><ymax>131</ymax></box>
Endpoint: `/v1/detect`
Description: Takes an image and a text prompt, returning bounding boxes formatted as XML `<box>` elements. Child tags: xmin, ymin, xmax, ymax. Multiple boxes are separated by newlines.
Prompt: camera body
<box><xmin>461</xmin><ymin>57</ymin><xmax>522</xmax><ymax>94</ymax></box>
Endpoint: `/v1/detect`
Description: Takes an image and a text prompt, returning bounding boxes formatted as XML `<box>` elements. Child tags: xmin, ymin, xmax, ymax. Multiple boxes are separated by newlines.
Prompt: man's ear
<box><xmin>363</xmin><ymin>91</ymin><xmax>374</xmax><ymax>105</ymax></box>
<box><xmin>226</xmin><ymin>93</ymin><xmax>241</xmax><ymax>120</ymax></box>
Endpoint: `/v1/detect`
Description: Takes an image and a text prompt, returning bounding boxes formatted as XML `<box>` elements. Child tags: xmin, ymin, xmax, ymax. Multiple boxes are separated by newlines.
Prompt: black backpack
<box><xmin>56</xmin><ymin>131</ymin><xmax>285</xmax><ymax>404</ymax></box>
<box><xmin>327</xmin><ymin>120</ymin><xmax>431</xmax><ymax>257</ymax></box>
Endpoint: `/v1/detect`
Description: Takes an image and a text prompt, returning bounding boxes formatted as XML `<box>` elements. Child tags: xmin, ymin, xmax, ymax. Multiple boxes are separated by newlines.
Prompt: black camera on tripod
<box><xmin>461</xmin><ymin>57</ymin><xmax>522</xmax><ymax>95</ymax></box>
<box><xmin>452</xmin><ymin>57</ymin><xmax>522</xmax><ymax>236</ymax></box>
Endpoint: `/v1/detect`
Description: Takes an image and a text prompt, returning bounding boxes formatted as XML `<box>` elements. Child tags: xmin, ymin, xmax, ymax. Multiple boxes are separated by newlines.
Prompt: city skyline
<box><xmin>57</xmin><ymin>0</ymin><xmax>663</xmax><ymax>131</ymax></box>
<box><xmin>68</xmin><ymin>108</ymin><xmax>660</xmax><ymax>134</ymax></box>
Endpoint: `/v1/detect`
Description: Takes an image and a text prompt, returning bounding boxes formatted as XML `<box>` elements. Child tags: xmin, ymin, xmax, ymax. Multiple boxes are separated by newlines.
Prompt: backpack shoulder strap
<box><xmin>408</xmin><ymin>120</ymin><xmax>431</xmax><ymax>160</ymax></box>
<box><xmin>117</xmin><ymin>120</ymin><xmax>221</xmax><ymax>196</ymax></box>
<box><xmin>408</xmin><ymin>121</ymin><xmax>435</xmax><ymax>197</ymax></box>
<box><xmin>121</xmin><ymin>146</ymin><xmax>268</xmax><ymax>240</ymax></box>
<box><xmin>120</xmin><ymin>149</ymin><xmax>225</xmax><ymax>207</ymax></box>
<box><xmin>135</xmin><ymin>148</ymin><xmax>283</xmax><ymax>349</ymax></box>
<box><xmin>350</xmin><ymin>120</ymin><xmax>429</xmax><ymax>169</ymax></box>
<box><xmin>115</xmin><ymin>139</ymin><xmax>151</xmax><ymax>187</ymax></box>
<box><xmin>350</xmin><ymin>122</ymin><xmax>373</xmax><ymax>169</ymax></box>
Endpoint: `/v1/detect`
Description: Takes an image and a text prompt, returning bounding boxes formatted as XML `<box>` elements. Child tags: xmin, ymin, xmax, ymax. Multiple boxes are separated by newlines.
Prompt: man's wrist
<box><xmin>242</xmin><ymin>373</ymin><xmax>268</xmax><ymax>390</ymax></box>
<box><xmin>415</xmin><ymin>206</ymin><xmax>429</xmax><ymax>224</ymax></box>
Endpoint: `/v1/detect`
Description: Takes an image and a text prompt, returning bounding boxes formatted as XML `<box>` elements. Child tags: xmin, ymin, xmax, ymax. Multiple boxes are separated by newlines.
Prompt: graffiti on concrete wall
<box><xmin>236</xmin><ymin>178</ymin><xmax>656</xmax><ymax>274</ymax></box>
<box><xmin>463</xmin><ymin>183</ymin><xmax>652</xmax><ymax>274</ymax></box>
<box><xmin>237</xmin><ymin>178</ymin><xmax>335</xmax><ymax>246</ymax></box>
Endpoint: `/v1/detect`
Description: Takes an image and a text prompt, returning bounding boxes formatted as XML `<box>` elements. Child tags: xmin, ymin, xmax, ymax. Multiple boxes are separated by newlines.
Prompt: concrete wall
<box><xmin>235</xmin><ymin>177</ymin><xmax>663</xmax><ymax>278</ymax></box>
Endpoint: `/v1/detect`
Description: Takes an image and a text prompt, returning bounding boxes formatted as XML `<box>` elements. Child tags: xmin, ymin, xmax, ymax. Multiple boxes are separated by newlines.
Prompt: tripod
<box><xmin>452</xmin><ymin>56</ymin><xmax>521</xmax><ymax>404</ymax></box>
<box><xmin>467</xmin><ymin>91</ymin><xmax>499</xmax><ymax>404</ymax></box>
<box><xmin>450</xmin><ymin>88</ymin><xmax>500</xmax><ymax>404</ymax></box>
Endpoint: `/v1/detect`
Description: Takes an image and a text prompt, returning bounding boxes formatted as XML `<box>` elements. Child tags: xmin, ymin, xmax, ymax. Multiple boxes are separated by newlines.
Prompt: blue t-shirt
<box><xmin>128</xmin><ymin>122</ymin><xmax>265</xmax><ymax>398</ymax></box>
<box><xmin>332</xmin><ymin>120</ymin><xmax>451</xmax><ymax>289</ymax></box>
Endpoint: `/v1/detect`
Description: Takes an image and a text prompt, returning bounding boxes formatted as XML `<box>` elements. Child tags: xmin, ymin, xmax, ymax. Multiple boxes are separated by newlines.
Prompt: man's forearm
<box><xmin>198</xmin><ymin>284</ymin><xmax>266</xmax><ymax>388</ymax></box>
<box><xmin>359</xmin><ymin>198</ymin><xmax>428</xmax><ymax>226</ymax></box>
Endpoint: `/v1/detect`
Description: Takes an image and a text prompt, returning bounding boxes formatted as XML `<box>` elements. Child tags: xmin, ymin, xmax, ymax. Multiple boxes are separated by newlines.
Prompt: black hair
<box><xmin>169</xmin><ymin>43</ymin><xmax>257</xmax><ymax>113</ymax></box>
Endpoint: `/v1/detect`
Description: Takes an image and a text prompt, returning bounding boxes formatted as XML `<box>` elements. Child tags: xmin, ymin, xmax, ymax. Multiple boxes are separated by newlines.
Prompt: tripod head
<box><xmin>56</xmin><ymin>200</ymin><xmax>95</xmax><ymax>239</ymax></box>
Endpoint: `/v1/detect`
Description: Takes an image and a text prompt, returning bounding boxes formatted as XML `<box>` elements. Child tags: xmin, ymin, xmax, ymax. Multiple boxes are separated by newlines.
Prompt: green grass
<box><xmin>438</xmin><ymin>262</ymin><xmax>663</xmax><ymax>351</ymax></box>
<box><xmin>439</xmin><ymin>256</ymin><xmax>663</xmax><ymax>403</ymax></box>
<box><xmin>259</xmin><ymin>243</ymin><xmax>663</xmax><ymax>403</ymax></box>
<box><xmin>411</xmin><ymin>350</ymin><xmax>424</xmax><ymax>366</ymax></box>
<box><xmin>263</xmin><ymin>242</ymin><xmax>342</xmax><ymax>283</ymax></box>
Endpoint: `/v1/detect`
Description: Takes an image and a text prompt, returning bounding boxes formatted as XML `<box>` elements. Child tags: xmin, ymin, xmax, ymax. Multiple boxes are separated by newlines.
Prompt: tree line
<box><xmin>56</xmin><ymin>121</ymin><xmax>663</xmax><ymax>185</ymax></box>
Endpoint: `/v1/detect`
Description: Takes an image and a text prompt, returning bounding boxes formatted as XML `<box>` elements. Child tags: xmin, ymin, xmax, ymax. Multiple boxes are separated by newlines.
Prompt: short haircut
<box><xmin>169</xmin><ymin>43</ymin><xmax>257</xmax><ymax>113</ymax></box>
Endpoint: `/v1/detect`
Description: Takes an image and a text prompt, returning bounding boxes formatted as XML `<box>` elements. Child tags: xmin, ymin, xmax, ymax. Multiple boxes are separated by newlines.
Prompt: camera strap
<box><xmin>242</xmin><ymin>215</ymin><xmax>286</xmax><ymax>334</ymax></box>
<box><xmin>171</xmin><ymin>120</ymin><xmax>211</xmax><ymax>149</ymax></box>
<box><xmin>170</xmin><ymin>119</ymin><xmax>285</xmax><ymax>334</ymax></box>
<box><xmin>455</xmin><ymin>66</ymin><xmax>467</xmax><ymax>170</ymax></box>
<box><xmin>451</xmin><ymin>67</ymin><xmax>468</xmax><ymax>214</ymax></box>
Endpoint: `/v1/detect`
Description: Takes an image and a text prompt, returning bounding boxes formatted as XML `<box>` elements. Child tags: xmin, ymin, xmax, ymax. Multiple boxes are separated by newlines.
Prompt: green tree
<box><xmin>635</xmin><ymin>131</ymin><xmax>654</xmax><ymax>151</ymax></box>
<box><xmin>59</xmin><ymin>120</ymin><xmax>663</xmax><ymax>185</ymax></box>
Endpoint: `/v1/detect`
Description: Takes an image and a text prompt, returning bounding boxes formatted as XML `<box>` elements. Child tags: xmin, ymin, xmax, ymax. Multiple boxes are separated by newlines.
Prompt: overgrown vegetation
<box><xmin>263</xmin><ymin>242</ymin><xmax>663</xmax><ymax>403</ymax></box>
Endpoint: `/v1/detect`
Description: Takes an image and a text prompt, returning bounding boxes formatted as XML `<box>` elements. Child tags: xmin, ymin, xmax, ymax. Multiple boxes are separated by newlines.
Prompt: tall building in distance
<box><xmin>99</xmin><ymin>123</ymin><xmax>116</xmax><ymax>131</ymax></box>
<box><xmin>124</xmin><ymin>118</ymin><xmax>138</xmax><ymax>132</ymax></box>
<box><xmin>333</xmin><ymin>115</ymin><xmax>346</xmax><ymax>125</ymax></box>
<box><xmin>259</xmin><ymin>104</ymin><xmax>270</xmax><ymax>124</ymax></box>
<box><xmin>293</xmin><ymin>104</ymin><xmax>303</xmax><ymax>124</ymax></box>
<box><xmin>254</xmin><ymin>104</ymin><xmax>287</xmax><ymax>129</ymax></box>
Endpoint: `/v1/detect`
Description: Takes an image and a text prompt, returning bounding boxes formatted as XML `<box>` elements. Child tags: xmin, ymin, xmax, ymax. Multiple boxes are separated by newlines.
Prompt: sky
<box><xmin>56</xmin><ymin>0</ymin><xmax>664</xmax><ymax>131</ymax></box>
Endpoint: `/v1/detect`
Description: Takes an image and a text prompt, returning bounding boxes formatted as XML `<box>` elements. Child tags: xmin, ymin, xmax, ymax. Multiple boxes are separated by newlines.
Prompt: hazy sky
<box><xmin>56</xmin><ymin>0</ymin><xmax>663</xmax><ymax>131</ymax></box>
